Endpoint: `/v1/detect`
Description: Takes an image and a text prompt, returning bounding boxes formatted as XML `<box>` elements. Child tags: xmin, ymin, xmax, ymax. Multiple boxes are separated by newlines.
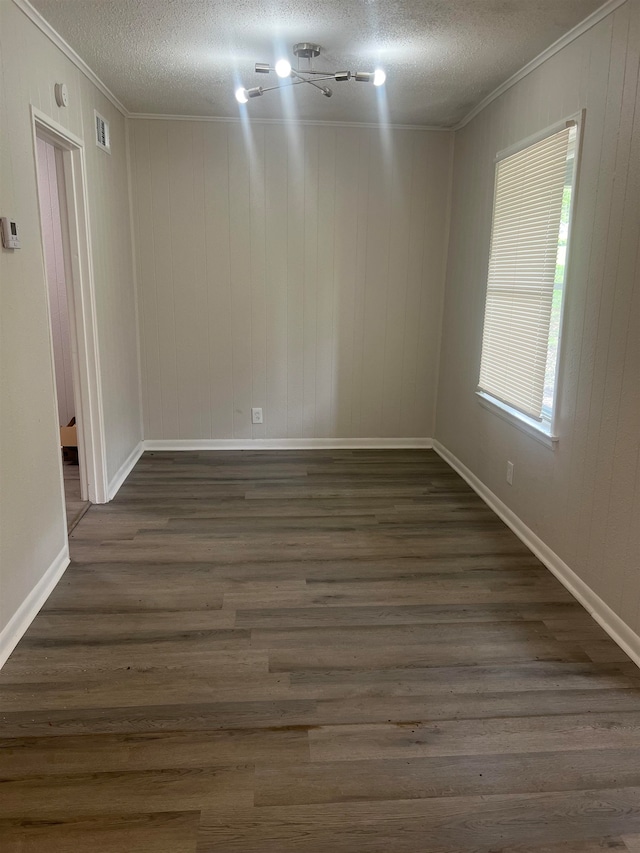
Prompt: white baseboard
<box><xmin>0</xmin><ymin>544</ymin><xmax>70</xmax><ymax>670</ymax></box>
<box><xmin>143</xmin><ymin>437</ymin><xmax>433</xmax><ymax>451</ymax></box>
<box><xmin>108</xmin><ymin>440</ymin><xmax>143</xmax><ymax>500</ymax></box>
<box><xmin>433</xmin><ymin>440</ymin><xmax>640</xmax><ymax>670</ymax></box>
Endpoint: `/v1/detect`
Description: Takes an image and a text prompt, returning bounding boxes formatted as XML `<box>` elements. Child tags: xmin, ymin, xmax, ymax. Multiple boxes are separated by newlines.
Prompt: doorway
<box><xmin>32</xmin><ymin>109</ymin><xmax>109</xmax><ymax>528</ymax></box>
<box><xmin>36</xmin><ymin>134</ymin><xmax>88</xmax><ymax>529</ymax></box>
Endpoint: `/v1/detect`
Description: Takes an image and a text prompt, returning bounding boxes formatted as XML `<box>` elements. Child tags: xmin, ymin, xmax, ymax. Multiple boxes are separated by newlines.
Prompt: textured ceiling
<box><xmin>30</xmin><ymin>0</ymin><xmax>604</xmax><ymax>126</ymax></box>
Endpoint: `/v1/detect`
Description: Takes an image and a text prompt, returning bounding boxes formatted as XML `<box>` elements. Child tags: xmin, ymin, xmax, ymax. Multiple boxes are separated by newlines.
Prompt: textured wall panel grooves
<box><xmin>0</xmin><ymin>0</ymin><xmax>141</xmax><ymax>637</ymax></box>
<box><xmin>436</xmin><ymin>0</ymin><xmax>640</xmax><ymax>637</ymax></box>
<box><xmin>130</xmin><ymin>122</ymin><xmax>453</xmax><ymax>441</ymax></box>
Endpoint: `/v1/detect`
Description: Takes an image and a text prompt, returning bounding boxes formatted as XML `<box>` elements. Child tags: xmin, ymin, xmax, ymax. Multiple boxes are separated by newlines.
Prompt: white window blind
<box><xmin>478</xmin><ymin>125</ymin><xmax>576</xmax><ymax>421</ymax></box>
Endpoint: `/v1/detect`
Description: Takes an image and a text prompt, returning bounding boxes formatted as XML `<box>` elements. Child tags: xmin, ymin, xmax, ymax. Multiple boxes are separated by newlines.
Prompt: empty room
<box><xmin>1</xmin><ymin>0</ymin><xmax>640</xmax><ymax>850</ymax></box>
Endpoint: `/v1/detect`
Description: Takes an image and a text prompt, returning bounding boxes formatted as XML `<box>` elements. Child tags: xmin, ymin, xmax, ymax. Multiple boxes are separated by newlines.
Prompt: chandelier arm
<box><xmin>291</xmin><ymin>69</ymin><xmax>332</xmax><ymax>94</ymax></box>
<box><xmin>303</xmin><ymin>78</ymin><xmax>330</xmax><ymax>95</ymax></box>
<box><xmin>301</xmin><ymin>70</ymin><xmax>341</xmax><ymax>76</ymax></box>
<box><xmin>297</xmin><ymin>74</ymin><xmax>337</xmax><ymax>82</ymax></box>
<box><xmin>259</xmin><ymin>78</ymin><xmax>309</xmax><ymax>94</ymax></box>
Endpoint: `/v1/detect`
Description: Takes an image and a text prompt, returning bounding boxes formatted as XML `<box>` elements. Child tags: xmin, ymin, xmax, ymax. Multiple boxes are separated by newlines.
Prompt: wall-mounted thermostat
<box><xmin>55</xmin><ymin>82</ymin><xmax>69</xmax><ymax>108</ymax></box>
<box><xmin>1</xmin><ymin>218</ymin><xmax>21</xmax><ymax>250</ymax></box>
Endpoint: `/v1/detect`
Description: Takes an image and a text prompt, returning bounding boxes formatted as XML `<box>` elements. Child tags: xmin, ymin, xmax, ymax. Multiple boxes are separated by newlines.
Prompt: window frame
<box><xmin>476</xmin><ymin>110</ymin><xmax>585</xmax><ymax>449</ymax></box>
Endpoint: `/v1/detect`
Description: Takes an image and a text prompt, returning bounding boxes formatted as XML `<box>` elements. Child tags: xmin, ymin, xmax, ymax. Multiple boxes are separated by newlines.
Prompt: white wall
<box><xmin>4</xmin><ymin>0</ymin><xmax>639</xmax><ymax>668</ymax></box>
<box><xmin>129</xmin><ymin>120</ymin><xmax>452</xmax><ymax>441</ymax></box>
<box><xmin>436</xmin><ymin>1</ymin><xmax>640</xmax><ymax>634</ymax></box>
<box><xmin>0</xmin><ymin>0</ymin><xmax>141</xmax><ymax>644</ymax></box>
<box><xmin>37</xmin><ymin>136</ymin><xmax>75</xmax><ymax>427</ymax></box>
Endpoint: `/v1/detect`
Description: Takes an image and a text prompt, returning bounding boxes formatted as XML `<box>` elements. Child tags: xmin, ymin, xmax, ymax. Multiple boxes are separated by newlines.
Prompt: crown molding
<box><xmin>454</xmin><ymin>0</ymin><xmax>628</xmax><ymax>130</ymax></box>
<box><xmin>12</xmin><ymin>0</ymin><xmax>129</xmax><ymax>117</ymax></box>
<box><xmin>126</xmin><ymin>112</ymin><xmax>451</xmax><ymax>131</ymax></box>
<box><xmin>9</xmin><ymin>0</ymin><xmax>447</xmax><ymax>132</ymax></box>
<box><xmin>12</xmin><ymin>0</ymin><xmax>625</xmax><ymax>135</ymax></box>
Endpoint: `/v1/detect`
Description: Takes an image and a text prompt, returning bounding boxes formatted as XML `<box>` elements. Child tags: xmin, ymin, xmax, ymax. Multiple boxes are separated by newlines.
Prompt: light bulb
<box><xmin>235</xmin><ymin>87</ymin><xmax>249</xmax><ymax>104</ymax></box>
<box><xmin>373</xmin><ymin>69</ymin><xmax>386</xmax><ymax>87</ymax></box>
<box><xmin>275</xmin><ymin>59</ymin><xmax>292</xmax><ymax>78</ymax></box>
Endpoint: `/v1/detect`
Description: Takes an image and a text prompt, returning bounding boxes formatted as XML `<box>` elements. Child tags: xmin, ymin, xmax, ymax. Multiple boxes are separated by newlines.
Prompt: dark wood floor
<box><xmin>2</xmin><ymin>449</ymin><xmax>640</xmax><ymax>852</ymax></box>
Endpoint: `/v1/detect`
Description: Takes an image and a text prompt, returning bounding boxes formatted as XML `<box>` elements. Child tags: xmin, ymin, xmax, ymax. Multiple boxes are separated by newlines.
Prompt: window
<box><xmin>477</xmin><ymin>120</ymin><xmax>579</xmax><ymax>443</ymax></box>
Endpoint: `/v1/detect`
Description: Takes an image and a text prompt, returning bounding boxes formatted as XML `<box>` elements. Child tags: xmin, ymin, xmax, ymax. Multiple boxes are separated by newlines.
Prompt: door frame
<box><xmin>31</xmin><ymin>106</ymin><xmax>109</xmax><ymax>504</ymax></box>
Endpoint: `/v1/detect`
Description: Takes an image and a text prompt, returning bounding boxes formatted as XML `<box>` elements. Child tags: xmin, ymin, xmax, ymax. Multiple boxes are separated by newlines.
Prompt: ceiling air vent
<box><xmin>94</xmin><ymin>111</ymin><xmax>110</xmax><ymax>153</ymax></box>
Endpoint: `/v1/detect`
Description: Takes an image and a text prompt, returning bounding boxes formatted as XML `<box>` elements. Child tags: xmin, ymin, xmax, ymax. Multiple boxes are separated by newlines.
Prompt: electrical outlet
<box><xmin>506</xmin><ymin>461</ymin><xmax>514</xmax><ymax>485</ymax></box>
<box><xmin>251</xmin><ymin>407</ymin><xmax>263</xmax><ymax>425</ymax></box>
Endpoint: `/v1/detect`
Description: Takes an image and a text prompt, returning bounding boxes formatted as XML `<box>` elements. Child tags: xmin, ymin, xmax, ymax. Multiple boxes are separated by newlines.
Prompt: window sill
<box><xmin>476</xmin><ymin>391</ymin><xmax>559</xmax><ymax>450</ymax></box>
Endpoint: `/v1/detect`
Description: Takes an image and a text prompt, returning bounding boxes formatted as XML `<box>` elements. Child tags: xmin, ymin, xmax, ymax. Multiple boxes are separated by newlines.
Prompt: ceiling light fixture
<box><xmin>274</xmin><ymin>58</ymin><xmax>292</xmax><ymax>78</ymax></box>
<box><xmin>235</xmin><ymin>42</ymin><xmax>386</xmax><ymax>104</ymax></box>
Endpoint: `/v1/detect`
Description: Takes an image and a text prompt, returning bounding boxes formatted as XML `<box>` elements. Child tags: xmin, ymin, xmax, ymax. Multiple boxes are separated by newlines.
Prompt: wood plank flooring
<box><xmin>1</xmin><ymin>449</ymin><xmax>640</xmax><ymax>852</ymax></box>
